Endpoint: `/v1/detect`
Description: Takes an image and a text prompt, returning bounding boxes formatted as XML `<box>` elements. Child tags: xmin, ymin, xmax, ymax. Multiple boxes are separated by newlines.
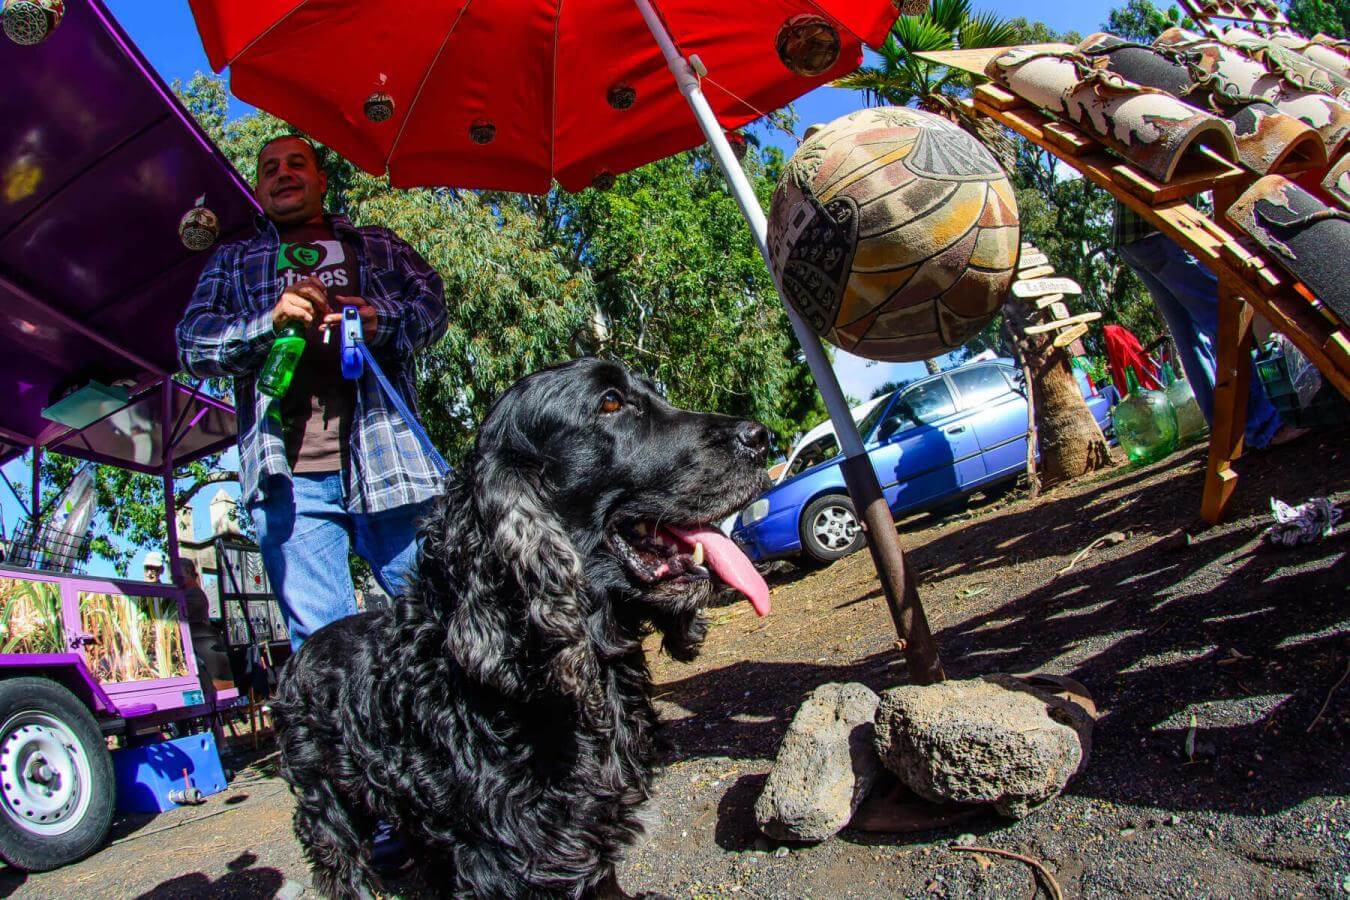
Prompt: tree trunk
<box><xmin>923</xmin><ymin>358</ymin><xmax>941</xmax><ymax>375</ymax></box>
<box><xmin>1002</xmin><ymin>304</ymin><xmax>1111</xmax><ymax>487</ymax></box>
<box><xmin>1024</xmin><ymin>334</ymin><xmax>1111</xmax><ymax>485</ymax></box>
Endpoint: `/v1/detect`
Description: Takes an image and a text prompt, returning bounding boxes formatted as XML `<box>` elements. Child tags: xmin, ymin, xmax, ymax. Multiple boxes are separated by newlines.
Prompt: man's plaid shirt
<box><xmin>177</xmin><ymin>214</ymin><xmax>448</xmax><ymax>514</ymax></box>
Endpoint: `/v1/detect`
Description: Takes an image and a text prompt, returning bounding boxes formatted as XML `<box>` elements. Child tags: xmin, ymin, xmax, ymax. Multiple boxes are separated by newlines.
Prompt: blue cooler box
<box><xmin>111</xmin><ymin>731</ymin><xmax>228</xmax><ymax>814</ymax></box>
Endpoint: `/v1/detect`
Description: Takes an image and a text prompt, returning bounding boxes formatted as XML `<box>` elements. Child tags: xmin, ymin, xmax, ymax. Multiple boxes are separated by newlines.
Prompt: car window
<box><xmin>877</xmin><ymin>379</ymin><xmax>956</xmax><ymax>440</ymax></box>
<box><xmin>857</xmin><ymin>392</ymin><xmax>894</xmax><ymax>442</ymax></box>
<box><xmin>949</xmin><ymin>365</ymin><xmax>1013</xmax><ymax>408</ymax></box>
<box><xmin>785</xmin><ymin>434</ymin><xmax>840</xmax><ymax>479</ymax></box>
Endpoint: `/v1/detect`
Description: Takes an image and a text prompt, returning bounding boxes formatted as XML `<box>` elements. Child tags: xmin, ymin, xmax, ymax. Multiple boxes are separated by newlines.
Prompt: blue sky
<box><xmin>1</xmin><ymin>0</ymin><xmax>1121</xmax><ymax>576</ymax></box>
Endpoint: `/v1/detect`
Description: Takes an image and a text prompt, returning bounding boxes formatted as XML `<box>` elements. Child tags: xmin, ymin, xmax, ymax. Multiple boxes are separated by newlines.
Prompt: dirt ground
<box><xmin>4</xmin><ymin>430</ymin><xmax>1347</xmax><ymax>899</ymax></box>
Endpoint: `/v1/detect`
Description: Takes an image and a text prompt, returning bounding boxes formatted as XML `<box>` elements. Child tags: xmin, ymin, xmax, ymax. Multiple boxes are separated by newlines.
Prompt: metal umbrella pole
<box><xmin>633</xmin><ymin>0</ymin><xmax>944</xmax><ymax>684</ymax></box>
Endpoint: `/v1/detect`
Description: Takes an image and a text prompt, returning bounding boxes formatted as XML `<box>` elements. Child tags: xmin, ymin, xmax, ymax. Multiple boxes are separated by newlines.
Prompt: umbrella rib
<box><xmin>224</xmin><ymin>0</ymin><xmax>314</xmax><ymax>68</ymax></box>
<box><xmin>386</xmin><ymin>0</ymin><xmax>478</xmax><ymax>167</ymax></box>
<box><xmin>549</xmin><ymin>0</ymin><xmax>564</xmax><ymax>182</ymax></box>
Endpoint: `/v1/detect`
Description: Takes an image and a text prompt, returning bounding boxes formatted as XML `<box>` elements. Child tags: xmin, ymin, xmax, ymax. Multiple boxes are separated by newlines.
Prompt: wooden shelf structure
<box><xmin>970</xmin><ymin>84</ymin><xmax>1350</xmax><ymax>524</ymax></box>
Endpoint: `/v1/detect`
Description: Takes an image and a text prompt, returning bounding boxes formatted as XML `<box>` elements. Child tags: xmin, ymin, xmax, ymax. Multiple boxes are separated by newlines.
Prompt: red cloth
<box><xmin>1103</xmin><ymin>324</ymin><xmax>1162</xmax><ymax>394</ymax></box>
<box><xmin>188</xmin><ymin>0</ymin><xmax>902</xmax><ymax>193</ymax></box>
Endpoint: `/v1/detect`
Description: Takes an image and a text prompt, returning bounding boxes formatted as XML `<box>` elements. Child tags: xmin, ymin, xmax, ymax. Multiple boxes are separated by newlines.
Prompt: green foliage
<box><xmin>1286</xmin><ymin>0</ymin><xmax>1348</xmax><ymax>38</ymax></box>
<box><xmin>386</xmin><ymin>191</ymin><xmax>596</xmax><ymax>460</ymax></box>
<box><xmin>540</xmin><ymin>150</ymin><xmax>825</xmax><ymax>448</ymax></box>
<box><xmin>1103</xmin><ymin>1</ymin><xmax>1195</xmax><ymax>42</ymax></box>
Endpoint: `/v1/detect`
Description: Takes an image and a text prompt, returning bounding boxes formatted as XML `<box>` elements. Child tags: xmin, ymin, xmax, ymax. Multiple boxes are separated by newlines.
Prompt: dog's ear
<box><xmin>471</xmin><ymin>451</ymin><xmax>603</xmax><ymax>714</ymax></box>
<box><xmin>415</xmin><ymin>475</ymin><xmax>528</xmax><ymax>697</ymax></box>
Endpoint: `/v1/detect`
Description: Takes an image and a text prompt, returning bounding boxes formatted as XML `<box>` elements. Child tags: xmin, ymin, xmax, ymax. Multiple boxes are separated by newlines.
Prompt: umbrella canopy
<box><xmin>188</xmin><ymin>0</ymin><xmax>902</xmax><ymax>193</ymax></box>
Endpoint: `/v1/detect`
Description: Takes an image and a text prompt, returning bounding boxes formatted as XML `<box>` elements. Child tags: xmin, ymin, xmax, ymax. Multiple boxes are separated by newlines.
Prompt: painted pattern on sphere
<box><xmin>768</xmin><ymin>107</ymin><xmax>1020</xmax><ymax>362</ymax></box>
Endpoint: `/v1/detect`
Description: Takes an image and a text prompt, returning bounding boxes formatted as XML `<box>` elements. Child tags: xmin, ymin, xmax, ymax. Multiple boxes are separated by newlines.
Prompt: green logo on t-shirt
<box><xmin>277</xmin><ymin>239</ymin><xmax>351</xmax><ymax>289</ymax></box>
<box><xmin>279</xmin><ymin>241</ymin><xmax>336</xmax><ymax>271</ymax></box>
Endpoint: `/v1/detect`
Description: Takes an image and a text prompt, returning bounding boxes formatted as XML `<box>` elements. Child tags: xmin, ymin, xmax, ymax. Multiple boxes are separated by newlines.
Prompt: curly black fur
<box><xmin>274</xmin><ymin>359</ymin><xmax>770</xmax><ymax>899</ymax></box>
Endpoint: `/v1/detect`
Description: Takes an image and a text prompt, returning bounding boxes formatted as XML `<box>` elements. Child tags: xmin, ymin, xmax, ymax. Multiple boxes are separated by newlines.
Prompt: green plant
<box><xmin>80</xmin><ymin>592</ymin><xmax>185</xmax><ymax>683</ymax></box>
<box><xmin>0</xmin><ymin>578</ymin><xmax>63</xmax><ymax>655</ymax></box>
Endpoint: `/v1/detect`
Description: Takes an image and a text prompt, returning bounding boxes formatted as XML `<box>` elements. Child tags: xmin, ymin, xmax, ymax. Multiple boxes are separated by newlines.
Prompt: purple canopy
<box><xmin>0</xmin><ymin>0</ymin><xmax>254</xmax><ymax>470</ymax></box>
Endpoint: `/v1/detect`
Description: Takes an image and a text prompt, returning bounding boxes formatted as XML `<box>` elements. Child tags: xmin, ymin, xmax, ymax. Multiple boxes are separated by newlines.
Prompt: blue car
<box><xmin>732</xmin><ymin>359</ymin><xmax>1112</xmax><ymax>564</ymax></box>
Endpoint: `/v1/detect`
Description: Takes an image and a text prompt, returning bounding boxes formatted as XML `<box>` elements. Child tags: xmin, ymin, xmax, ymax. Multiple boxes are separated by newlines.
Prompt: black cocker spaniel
<box><xmin>274</xmin><ymin>358</ymin><xmax>772</xmax><ymax>899</ymax></box>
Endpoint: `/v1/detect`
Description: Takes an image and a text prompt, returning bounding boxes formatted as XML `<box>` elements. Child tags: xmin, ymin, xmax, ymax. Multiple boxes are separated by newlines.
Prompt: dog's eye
<box><xmin>599</xmin><ymin>390</ymin><xmax>625</xmax><ymax>414</ymax></box>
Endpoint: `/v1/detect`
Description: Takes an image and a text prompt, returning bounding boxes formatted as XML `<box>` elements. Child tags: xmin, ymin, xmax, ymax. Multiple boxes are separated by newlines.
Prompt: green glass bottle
<box><xmin>258</xmin><ymin>323</ymin><xmax>306</xmax><ymax>398</ymax></box>
<box><xmin>1162</xmin><ymin>363</ymin><xmax>1207</xmax><ymax>444</ymax></box>
<box><xmin>1111</xmin><ymin>366</ymin><xmax>1178</xmax><ymax>466</ymax></box>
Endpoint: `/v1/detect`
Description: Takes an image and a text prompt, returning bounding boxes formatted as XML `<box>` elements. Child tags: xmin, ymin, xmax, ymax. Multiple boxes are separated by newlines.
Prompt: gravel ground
<box><xmin>5</xmin><ymin>429</ymin><xmax>1347</xmax><ymax>898</ymax></box>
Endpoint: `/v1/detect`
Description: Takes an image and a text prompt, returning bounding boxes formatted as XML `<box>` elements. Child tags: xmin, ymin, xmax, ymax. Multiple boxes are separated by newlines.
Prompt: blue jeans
<box><xmin>1118</xmin><ymin>234</ymin><xmax>1283</xmax><ymax>448</ymax></box>
<box><xmin>249</xmin><ymin>473</ymin><xmax>429</xmax><ymax>650</ymax></box>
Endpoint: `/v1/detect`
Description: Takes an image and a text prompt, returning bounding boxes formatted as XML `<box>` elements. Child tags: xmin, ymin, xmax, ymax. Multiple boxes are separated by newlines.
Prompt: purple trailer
<box><xmin>0</xmin><ymin>0</ymin><xmax>259</xmax><ymax>871</ymax></box>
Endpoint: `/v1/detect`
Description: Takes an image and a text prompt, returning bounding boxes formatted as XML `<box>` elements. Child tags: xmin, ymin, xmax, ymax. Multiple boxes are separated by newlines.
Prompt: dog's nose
<box><xmin>735</xmin><ymin>420</ymin><xmax>770</xmax><ymax>460</ymax></box>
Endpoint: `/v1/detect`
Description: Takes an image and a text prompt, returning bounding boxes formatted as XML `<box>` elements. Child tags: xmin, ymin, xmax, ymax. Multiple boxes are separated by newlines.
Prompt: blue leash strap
<box><xmin>358</xmin><ymin>344</ymin><xmax>452</xmax><ymax>478</ymax></box>
<box><xmin>340</xmin><ymin>306</ymin><xmax>450</xmax><ymax>477</ymax></box>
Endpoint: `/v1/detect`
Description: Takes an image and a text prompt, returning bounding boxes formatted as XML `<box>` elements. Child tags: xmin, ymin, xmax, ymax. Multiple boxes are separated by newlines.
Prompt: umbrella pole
<box><xmin>632</xmin><ymin>0</ymin><xmax>944</xmax><ymax>685</ymax></box>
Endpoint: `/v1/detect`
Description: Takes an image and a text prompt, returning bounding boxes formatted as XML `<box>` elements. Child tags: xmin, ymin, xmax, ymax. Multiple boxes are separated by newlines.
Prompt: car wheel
<box><xmin>0</xmin><ymin>678</ymin><xmax>115</xmax><ymax>872</ymax></box>
<box><xmin>799</xmin><ymin>494</ymin><xmax>866</xmax><ymax>564</ymax></box>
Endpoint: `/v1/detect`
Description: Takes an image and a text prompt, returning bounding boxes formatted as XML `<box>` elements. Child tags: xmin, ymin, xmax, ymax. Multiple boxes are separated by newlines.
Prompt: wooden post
<box><xmin>1201</xmin><ymin>280</ymin><xmax>1255</xmax><ymax>523</ymax></box>
<box><xmin>1201</xmin><ymin>185</ymin><xmax>1255</xmax><ymax>525</ymax></box>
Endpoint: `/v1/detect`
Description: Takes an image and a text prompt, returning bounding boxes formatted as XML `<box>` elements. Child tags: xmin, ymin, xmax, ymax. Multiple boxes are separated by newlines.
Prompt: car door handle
<box><xmin>944</xmin><ymin>425</ymin><xmax>967</xmax><ymax>435</ymax></box>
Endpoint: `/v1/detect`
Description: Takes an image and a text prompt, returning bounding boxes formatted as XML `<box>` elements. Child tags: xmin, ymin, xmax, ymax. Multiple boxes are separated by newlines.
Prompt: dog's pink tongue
<box><xmin>666</xmin><ymin>525</ymin><xmax>771</xmax><ymax>617</ymax></box>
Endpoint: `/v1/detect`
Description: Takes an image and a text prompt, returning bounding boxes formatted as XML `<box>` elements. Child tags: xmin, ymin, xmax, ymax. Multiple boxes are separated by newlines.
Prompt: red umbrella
<box><xmin>190</xmin><ymin>0</ymin><xmax>903</xmax><ymax>193</ymax></box>
<box><xmin>186</xmin><ymin>0</ymin><xmax>943</xmax><ymax>681</ymax></box>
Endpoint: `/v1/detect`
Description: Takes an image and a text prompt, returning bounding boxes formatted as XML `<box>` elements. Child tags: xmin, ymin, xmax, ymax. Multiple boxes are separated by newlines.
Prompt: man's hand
<box><xmin>327</xmin><ymin>295</ymin><xmax>378</xmax><ymax>342</ymax></box>
<box><xmin>272</xmin><ymin>277</ymin><xmax>330</xmax><ymax>331</ymax></box>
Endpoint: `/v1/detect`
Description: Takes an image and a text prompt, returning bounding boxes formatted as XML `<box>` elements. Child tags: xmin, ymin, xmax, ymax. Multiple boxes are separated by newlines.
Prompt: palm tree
<box><xmin>835</xmin><ymin>0</ymin><xmax>1020</xmax><ymax>159</ymax></box>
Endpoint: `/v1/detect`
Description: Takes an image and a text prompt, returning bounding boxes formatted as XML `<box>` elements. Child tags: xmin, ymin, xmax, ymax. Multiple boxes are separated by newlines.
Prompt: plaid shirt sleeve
<box><xmin>176</xmin><ymin>243</ymin><xmax>276</xmax><ymax>378</ymax></box>
<box><xmin>366</xmin><ymin>232</ymin><xmax>448</xmax><ymax>355</ymax></box>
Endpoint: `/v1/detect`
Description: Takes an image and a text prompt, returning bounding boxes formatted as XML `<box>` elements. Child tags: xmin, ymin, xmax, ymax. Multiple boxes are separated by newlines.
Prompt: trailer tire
<box><xmin>0</xmin><ymin>677</ymin><xmax>114</xmax><ymax>871</ymax></box>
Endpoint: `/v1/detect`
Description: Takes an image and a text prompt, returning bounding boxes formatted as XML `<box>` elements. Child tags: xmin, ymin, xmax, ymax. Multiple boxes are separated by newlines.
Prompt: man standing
<box><xmin>177</xmin><ymin>135</ymin><xmax>447</xmax><ymax>648</ymax></box>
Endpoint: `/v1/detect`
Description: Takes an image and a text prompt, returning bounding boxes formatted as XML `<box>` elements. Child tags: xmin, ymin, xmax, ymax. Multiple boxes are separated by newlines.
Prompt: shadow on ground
<box><xmin>133</xmin><ymin>858</ymin><xmax>286</xmax><ymax>899</ymax></box>
<box><xmin>655</xmin><ymin>433</ymin><xmax>1349</xmax><ymax>831</ymax></box>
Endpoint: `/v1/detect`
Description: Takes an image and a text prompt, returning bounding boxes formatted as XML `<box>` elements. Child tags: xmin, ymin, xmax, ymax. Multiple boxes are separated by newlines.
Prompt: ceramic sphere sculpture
<box><xmin>767</xmin><ymin>107</ymin><xmax>1020</xmax><ymax>362</ymax></box>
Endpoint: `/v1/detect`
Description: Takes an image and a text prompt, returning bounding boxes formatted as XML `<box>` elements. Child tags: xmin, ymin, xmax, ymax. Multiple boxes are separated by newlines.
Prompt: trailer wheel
<box><xmin>0</xmin><ymin>678</ymin><xmax>114</xmax><ymax>871</ymax></box>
